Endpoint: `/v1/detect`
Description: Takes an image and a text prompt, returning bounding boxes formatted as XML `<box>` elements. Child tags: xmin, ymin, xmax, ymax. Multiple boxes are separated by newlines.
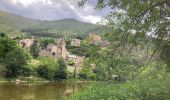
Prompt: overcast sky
<box><xmin>0</xmin><ymin>0</ymin><xmax>109</xmax><ymax>24</ymax></box>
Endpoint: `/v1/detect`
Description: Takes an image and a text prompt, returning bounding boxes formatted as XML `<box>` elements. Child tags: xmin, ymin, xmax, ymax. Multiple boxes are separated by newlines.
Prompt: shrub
<box><xmin>68</xmin><ymin>60</ymin><xmax>75</xmax><ymax>66</ymax></box>
<box><xmin>36</xmin><ymin>64</ymin><xmax>52</xmax><ymax>80</ymax></box>
<box><xmin>35</xmin><ymin>57</ymin><xmax>58</xmax><ymax>80</ymax></box>
<box><xmin>54</xmin><ymin>58</ymin><xmax>67</xmax><ymax>79</ymax></box>
<box><xmin>35</xmin><ymin>57</ymin><xmax>68</xmax><ymax>80</ymax></box>
<box><xmin>30</xmin><ymin>39</ymin><xmax>40</xmax><ymax>58</ymax></box>
<box><xmin>4</xmin><ymin>48</ymin><xmax>29</xmax><ymax>77</ymax></box>
<box><xmin>79</xmin><ymin>66</ymin><xmax>96</xmax><ymax>80</ymax></box>
<box><xmin>0</xmin><ymin>65</ymin><xmax>6</xmax><ymax>77</ymax></box>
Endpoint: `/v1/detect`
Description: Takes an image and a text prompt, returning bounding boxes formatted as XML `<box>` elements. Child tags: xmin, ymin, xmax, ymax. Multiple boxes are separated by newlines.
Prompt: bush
<box><xmin>35</xmin><ymin>57</ymin><xmax>58</xmax><ymax>80</ymax></box>
<box><xmin>54</xmin><ymin>58</ymin><xmax>67</xmax><ymax>79</ymax></box>
<box><xmin>79</xmin><ymin>66</ymin><xmax>96</xmax><ymax>80</ymax></box>
<box><xmin>0</xmin><ymin>34</ymin><xmax>17</xmax><ymax>62</ymax></box>
<box><xmin>30</xmin><ymin>39</ymin><xmax>40</xmax><ymax>58</ymax></box>
<box><xmin>36</xmin><ymin>64</ymin><xmax>54</xmax><ymax>80</ymax></box>
<box><xmin>68</xmin><ymin>60</ymin><xmax>75</xmax><ymax>66</ymax></box>
<box><xmin>35</xmin><ymin>57</ymin><xmax>67</xmax><ymax>80</ymax></box>
<box><xmin>0</xmin><ymin>65</ymin><xmax>6</xmax><ymax>77</ymax></box>
<box><xmin>4</xmin><ymin>48</ymin><xmax>29</xmax><ymax>77</ymax></box>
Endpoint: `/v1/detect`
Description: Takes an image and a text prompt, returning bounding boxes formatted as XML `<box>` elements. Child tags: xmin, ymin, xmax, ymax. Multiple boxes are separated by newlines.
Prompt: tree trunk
<box><xmin>73</xmin><ymin>65</ymin><xmax>77</xmax><ymax>78</ymax></box>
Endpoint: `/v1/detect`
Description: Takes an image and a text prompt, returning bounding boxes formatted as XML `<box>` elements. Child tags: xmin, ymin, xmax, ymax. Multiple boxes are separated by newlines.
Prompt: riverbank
<box><xmin>0</xmin><ymin>77</ymin><xmax>47</xmax><ymax>83</ymax></box>
<box><xmin>0</xmin><ymin>76</ymin><xmax>91</xmax><ymax>84</ymax></box>
<box><xmin>68</xmin><ymin>78</ymin><xmax>170</xmax><ymax>100</ymax></box>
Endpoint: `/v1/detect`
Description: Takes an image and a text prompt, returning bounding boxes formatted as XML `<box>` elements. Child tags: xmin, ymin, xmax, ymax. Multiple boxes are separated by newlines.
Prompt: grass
<box><xmin>68</xmin><ymin>78</ymin><xmax>170</xmax><ymax>100</ymax></box>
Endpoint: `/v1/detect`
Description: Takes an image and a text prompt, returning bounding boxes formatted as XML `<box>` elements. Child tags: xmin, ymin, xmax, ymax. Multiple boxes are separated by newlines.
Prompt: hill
<box><xmin>0</xmin><ymin>10</ymin><xmax>102</xmax><ymax>38</ymax></box>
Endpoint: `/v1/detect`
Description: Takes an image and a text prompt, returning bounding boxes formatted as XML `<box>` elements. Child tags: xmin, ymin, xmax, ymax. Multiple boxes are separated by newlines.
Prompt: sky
<box><xmin>0</xmin><ymin>0</ymin><xmax>109</xmax><ymax>24</ymax></box>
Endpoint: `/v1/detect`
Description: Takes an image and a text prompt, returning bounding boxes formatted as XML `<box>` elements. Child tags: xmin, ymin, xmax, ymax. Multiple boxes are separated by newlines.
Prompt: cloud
<box><xmin>10</xmin><ymin>0</ymin><xmax>52</xmax><ymax>7</ymax></box>
<box><xmin>0</xmin><ymin>0</ymin><xmax>108</xmax><ymax>24</ymax></box>
<box><xmin>80</xmin><ymin>15</ymin><xmax>101</xmax><ymax>24</ymax></box>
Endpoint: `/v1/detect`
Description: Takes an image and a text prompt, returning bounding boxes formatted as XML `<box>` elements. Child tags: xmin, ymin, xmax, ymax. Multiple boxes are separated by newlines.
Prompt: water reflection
<box><xmin>0</xmin><ymin>82</ymin><xmax>85</xmax><ymax>100</ymax></box>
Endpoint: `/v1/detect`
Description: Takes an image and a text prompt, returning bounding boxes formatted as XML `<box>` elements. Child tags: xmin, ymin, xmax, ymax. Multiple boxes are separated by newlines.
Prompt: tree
<box><xmin>30</xmin><ymin>39</ymin><xmax>40</xmax><ymax>58</ymax></box>
<box><xmin>0</xmin><ymin>32</ymin><xmax>6</xmax><ymax>37</ymax></box>
<box><xmin>55</xmin><ymin>58</ymin><xmax>67</xmax><ymax>79</ymax></box>
<box><xmin>39</xmin><ymin>38</ymin><xmax>55</xmax><ymax>48</ymax></box>
<box><xmin>0</xmin><ymin>33</ymin><xmax>29</xmax><ymax>77</ymax></box>
<box><xmin>36</xmin><ymin>57</ymin><xmax>59</xmax><ymax>80</ymax></box>
<box><xmin>160</xmin><ymin>43</ymin><xmax>170</xmax><ymax>71</ymax></box>
<box><xmin>4</xmin><ymin>47</ymin><xmax>28</xmax><ymax>77</ymax></box>
<box><xmin>79</xmin><ymin>0</ymin><xmax>170</xmax><ymax>68</ymax></box>
<box><xmin>0</xmin><ymin>34</ymin><xmax>17</xmax><ymax>63</ymax></box>
<box><xmin>36</xmin><ymin>64</ymin><xmax>50</xmax><ymax>79</ymax></box>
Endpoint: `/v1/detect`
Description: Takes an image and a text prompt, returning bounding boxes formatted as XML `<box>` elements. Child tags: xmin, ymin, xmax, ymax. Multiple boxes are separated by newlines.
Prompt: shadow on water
<box><xmin>0</xmin><ymin>82</ymin><xmax>87</xmax><ymax>100</ymax></box>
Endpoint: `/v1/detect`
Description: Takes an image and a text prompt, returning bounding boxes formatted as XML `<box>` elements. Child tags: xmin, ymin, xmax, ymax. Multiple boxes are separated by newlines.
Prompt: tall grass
<box><xmin>68</xmin><ymin>79</ymin><xmax>170</xmax><ymax>100</ymax></box>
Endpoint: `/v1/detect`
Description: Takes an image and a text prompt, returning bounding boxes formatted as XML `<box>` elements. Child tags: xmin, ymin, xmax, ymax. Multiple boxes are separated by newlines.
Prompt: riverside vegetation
<box><xmin>69</xmin><ymin>0</ymin><xmax>170</xmax><ymax>100</ymax></box>
<box><xmin>0</xmin><ymin>33</ymin><xmax>67</xmax><ymax>81</ymax></box>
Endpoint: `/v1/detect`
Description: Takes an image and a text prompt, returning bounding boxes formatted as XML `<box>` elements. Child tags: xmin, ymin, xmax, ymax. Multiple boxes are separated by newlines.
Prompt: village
<box><xmin>17</xmin><ymin>33</ymin><xmax>110</xmax><ymax>74</ymax></box>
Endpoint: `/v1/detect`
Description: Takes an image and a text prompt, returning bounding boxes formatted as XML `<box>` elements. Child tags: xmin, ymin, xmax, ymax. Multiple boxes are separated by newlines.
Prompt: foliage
<box><xmin>55</xmin><ymin>58</ymin><xmax>67</xmax><ymax>79</ymax></box>
<box><xmin>69</xmin><ymin>79</ymin><xmax>170</xmax><ymax>100</ymax></box>
<box><xmin>39</xmin><ymin>38</ymin><xmax>55</xmax><ymax>48</ymax></box>
<box><xmin>79</xmin><ymin>65</ymin><xmax>96</xmax><ymax>80</ymax></box>
<box><xmin>36</xmin><ymin>57</ymin><xmax>58</xmax><ymax>80</ymax></box>
<box><xmin>0</xmin><ymin>33</ymin><xmax>17</xmax><ymax>62</ymax></box>
<box><xmin>30</xmin><ymin>39</ymin><xmax>40</xmax><ymax>58</ymax></box>
<box><xmin>68</xmin><ymin>60</ymin><xmax>75</xmax><ymax>66</ymax></box>
<box><xmin>36</xmin><ymin>64</ymin><xmax>54</xmax><ymax>80</ymax></box>
<box><xmin>160</xmin><ymin>42</ymin><xmax>170</xmax><ymax>70</ymax></box>
<box><xmin>67</xmin><ymin>39</ymin><xmax>101</xmax><ymax>57</ymax></box>
<box><xmin>35</xmin><ymin>57</ymin><xmax>67</xmax><ymax>80</ymax></box>
<box><xmin>0</xmin><ymin>34</ymin><xmax>30</xmax><ymax>77</ymax></box>
<box><xmin>0</xmin><ymin>65</ymin><xmax>6</xmax><ymax>77</ymax></box>
<box><xmin>4</xmin><ymin>47</ymin><xmax>29</xmax><ymax>77</ymax></box>
<box><xmin>80</xmin><ymin>0</ymin><xmax>170</xmax><ymax>69</ymax></box>
<box><xmin>79</xmin><ymin>46</ymin><xmax>145</xmax><ymax>81</ymax></box>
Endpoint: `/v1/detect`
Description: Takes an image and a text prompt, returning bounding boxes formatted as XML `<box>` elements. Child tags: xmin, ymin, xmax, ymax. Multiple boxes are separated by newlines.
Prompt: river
<box><xmin>0</xmin><ymin>82</ymin><xmax>86</xmax><ymax>100</ymax></box>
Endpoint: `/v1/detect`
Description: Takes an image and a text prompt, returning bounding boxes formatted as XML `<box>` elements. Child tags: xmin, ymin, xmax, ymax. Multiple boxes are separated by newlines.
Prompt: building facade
<box><xmin>39</xmin><ymin>38</ymin><xmax>69</xmax><ymax>60</ymax></box>
<box><xmin>18</xmin><ymin>39</ymin><xmax>34</xmax><ymax>48</ymax></box>
<box><xmin>89</xmin><ymin>33</ymin><xmax>102</xmax><ymax>43</ymax></box>
<box><xmin>71</xmin><ymin>39</ymin><xmax>81</xmax><ymax>47</ymax></box>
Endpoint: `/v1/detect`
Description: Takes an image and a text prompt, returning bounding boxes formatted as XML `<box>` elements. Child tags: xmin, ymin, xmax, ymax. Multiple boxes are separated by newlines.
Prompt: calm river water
<box><xmin>0</xmin><ymin>82</ymin><xmax>86</xmax><ymax>100</ymax></box>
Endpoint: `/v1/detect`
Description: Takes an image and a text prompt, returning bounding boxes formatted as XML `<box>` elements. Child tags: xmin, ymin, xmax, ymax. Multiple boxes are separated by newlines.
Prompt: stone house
<box><xmin>89</xmin><ymin>33</ymin><xmax>102</xmax><ymax>43</ymax></box>
<box><xmin>39</xmin><ymin>38</ymin><xmax>69</xmax><ymax>60</ymax></box>
<box><xmin>18</xmin><ymin>39</ymin><xmax>34</xmax><ymax>48</ymax></box>
<box><xmin>68</xmin><ymin>55</ymin><xmax>84</xmax><ymax>65</ymax></box>
<box><xmin>89</xmin><ymin>33</ymin><xmax>111</xmax><ymax>48</ymax></box>
<box><xmin>71</xmin><ymin>39</ymin><xmax>81</xmax><ymax>47</ymax></box>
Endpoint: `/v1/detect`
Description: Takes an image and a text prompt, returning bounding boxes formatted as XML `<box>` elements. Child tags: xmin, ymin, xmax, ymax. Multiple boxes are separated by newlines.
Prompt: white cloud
<box><xmin>66</xmin><ymin>1</ymin><xmax>102</xmax><ymax>24</ymax></box>
<box><xmin>70</xmin><ymin>5</ymin><xmax>75</xmax><ymax>10</ymax></box>
<box><xmin>3</xmin><ymin>0</ymin><xmax>107</xmax><ymax>24</ymax></box>
<box><xmin>80</xmin><ymin>15</ymin><xmax>101</xmax><ymax>24</ymax></box>
<box><xmin>10</xmin><ymin>0</ymin><xmax>52</xmax><ymax>7</ymax></box>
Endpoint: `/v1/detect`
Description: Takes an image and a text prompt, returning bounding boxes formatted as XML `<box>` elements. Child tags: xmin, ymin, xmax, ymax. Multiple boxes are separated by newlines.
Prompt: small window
<box><xmin>52</xmin><ymin>52</ymin><xmax>56</xmax><ymax>56</ymax></box>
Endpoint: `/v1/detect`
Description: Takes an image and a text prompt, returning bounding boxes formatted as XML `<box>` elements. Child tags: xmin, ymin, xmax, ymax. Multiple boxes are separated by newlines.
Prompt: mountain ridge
<box><xmin>0</xmin><ymin>10</ymin><xmax>102</xmax><ymax>38</ymax></box>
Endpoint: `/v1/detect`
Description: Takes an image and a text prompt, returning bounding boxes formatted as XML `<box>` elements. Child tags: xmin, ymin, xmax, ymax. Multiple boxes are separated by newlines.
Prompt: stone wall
<box><xmin>39</xmin><ymin>38</ymin><xmax>69</xmax><ymax>60</ymax></box>
<box><xmin>18</xmin><ymin>39</ymin><xmax>34</xmax><ymax>48</ymax></box>
<box><xmin>71</xmin><ymin>39</ymin><xmax>81</xmax><ymax>47</ymax></box>
<box><xmin>89</xmin><ymin>33</ymin><xmax>102</xmax><ymax>43</ymax></box>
